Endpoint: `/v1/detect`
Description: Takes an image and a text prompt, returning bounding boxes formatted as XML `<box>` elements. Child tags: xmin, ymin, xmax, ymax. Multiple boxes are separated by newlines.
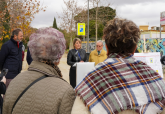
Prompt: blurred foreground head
<box><xmin>28</xmin><ymin>27</ymin><xmax>66</xmax><ymax>64</ymax></box>
<box><xmin>103</xmin><ymin>18</ymin><xmax>140</xmax><ymax>55</ymax></box>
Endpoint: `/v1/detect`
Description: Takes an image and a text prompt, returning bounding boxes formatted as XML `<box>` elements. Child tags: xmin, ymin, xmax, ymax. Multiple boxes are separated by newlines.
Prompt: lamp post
<box><xmin>87</xmin><ymin>0</ymin><xmax>89</xmax><ymax>53</ymax></box>
<box><xmin>160</xmin><ymin>24</ymin><xmax>161</xmax><ymax>39</ymax></box>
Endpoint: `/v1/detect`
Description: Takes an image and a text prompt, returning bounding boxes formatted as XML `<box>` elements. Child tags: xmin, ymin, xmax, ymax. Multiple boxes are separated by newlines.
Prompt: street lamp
<box><xmin>87</xmin><ymin>0</ymin><xmax>89</xmax><ymax>53</ymax></box>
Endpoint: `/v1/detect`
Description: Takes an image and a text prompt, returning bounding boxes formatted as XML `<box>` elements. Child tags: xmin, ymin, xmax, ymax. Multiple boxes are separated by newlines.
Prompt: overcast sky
<box><xmin>31</xmin><ymin>0</ymin><xmax>165</xmax><ymax>29</ymax></box>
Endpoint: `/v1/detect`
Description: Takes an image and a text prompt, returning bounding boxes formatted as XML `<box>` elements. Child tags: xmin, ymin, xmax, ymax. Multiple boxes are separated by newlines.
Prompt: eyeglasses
<box><xmin>96</xmin><ymin>45</ymin><xmax>102</xmax><ymax>47</ymax></box>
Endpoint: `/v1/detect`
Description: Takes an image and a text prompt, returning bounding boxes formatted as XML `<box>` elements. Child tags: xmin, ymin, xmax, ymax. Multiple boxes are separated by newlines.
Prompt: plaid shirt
<box><xmin>75</xmin><ymin>53</ymin><xmax>165</xmax><ymax>114</ymax></box>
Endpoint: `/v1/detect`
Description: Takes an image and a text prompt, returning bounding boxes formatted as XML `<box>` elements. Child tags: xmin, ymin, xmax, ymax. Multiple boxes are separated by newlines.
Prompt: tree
<box><xmin>89</xmin><ymin>20</ymin><xmax>104</xmax><ymax>39</ymax></box>
<box><xmin>2</xmin><ymin>8</ymin><xmax>10</xmax><ymax>43</ymax></box>
<box><xmin>75</xmin><ymin>6</ymin><xmax>116</xmax><ymax>24</ymax></box>
<box><xmin>22</xmin><ymin>26</ymin><xmax>37</xmax><ymax>48</ymax></box>
<box><xmin>59</xmin><ymin>29</ymin><xmax>76</xmax><ymax>49</ymax></box>
<box><xmin>53</xmin><ymin>17</ymin><xmax>58</xmax><ymax>29</ymax></box>
<box><xmin>74</xmin><ymin>6</ymin><xmax>115</xmax><ymax>42</ymax></box>
<box><xmin>58</xmin><ymin>0</ymin><xmax>84</xmax><ymax>49</ymax></box>
<box><xmin>0</xmin><ymin>0</ymin><xmax>46</xmax><ymax>43</ymax></box>
<box><xmin>91</xmin><ymin>0</ymin><xmax>100</xmax><ymax>42</ymax></box>
<box><xmin>75</xmin><ymin>0</ymin><xmax>116</xmax><ymax>42</ymax></box>
<box><xmin>59</xmin><ymin>0</ymin><xmax>83</xmax><ymax>31</ymax></box>
<box><xmin>8</xmin><ymin>0</ymin><xmax>46</xmax><ymax>37</ymax></box>
<box><xmin>0</xmin><ymin>0</ymin><xmax>10</xmax><ymax>43</ymax></box>
<box><xmin>89</xmin><ymin>6</ymin><xmax>116</xmax><ymax>26</ymax></box>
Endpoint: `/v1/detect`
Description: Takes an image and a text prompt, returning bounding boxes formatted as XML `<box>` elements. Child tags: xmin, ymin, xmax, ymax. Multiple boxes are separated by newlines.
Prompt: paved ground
<box><xmin>22</xmin><ymin>52</ymin><xmax>70</xmax><ymax>83</ymax></box>
<box><xmin>58</xmin><ymin>53</ymin><xmax>70</xmax><ymax>83</ymax></box>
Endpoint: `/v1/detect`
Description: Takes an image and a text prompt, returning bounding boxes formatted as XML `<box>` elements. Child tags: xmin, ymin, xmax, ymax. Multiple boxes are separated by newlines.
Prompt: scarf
<box><xmin>39</xmin><ymin>59</ymin><xmax>62</xmax><ymax>78</ymax></box>
<box><xmin>75</xmin><ymin>53</ymin><xmax>165</xmax><ymax>114</ymax></box>
<box><xmin>98</xmin><ymin>51</ymin><xmax>100</xmax><ymax>55</ymax></box>
<box><xmin>17</xmin><ymin>41</ymin><xmax>19</xmax><ymax>48</ymax></box>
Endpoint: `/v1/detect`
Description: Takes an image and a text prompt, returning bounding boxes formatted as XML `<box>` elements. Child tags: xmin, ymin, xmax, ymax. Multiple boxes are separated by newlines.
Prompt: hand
<box><xmin>80</xmin><ymin>61</ymin><xmax>84</xmax><ymax>63</ymax></box>
<box><xmin>1</xmin><ymin>76</ymin><xmax>6</xmax><ymax>84</ymax></box>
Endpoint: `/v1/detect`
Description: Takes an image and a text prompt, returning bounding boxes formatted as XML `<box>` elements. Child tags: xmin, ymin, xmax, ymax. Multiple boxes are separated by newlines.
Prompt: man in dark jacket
<box><xmin>0</xmin><ymin>28</ymin><xmax>23</xmax><ymax>88</ymax></box>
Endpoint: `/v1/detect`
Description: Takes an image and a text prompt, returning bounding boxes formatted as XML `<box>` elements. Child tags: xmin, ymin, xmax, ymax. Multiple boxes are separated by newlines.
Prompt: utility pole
<box><xmin>87</xmin><ymin>0</ymin><xmax>89</xmax><ymax>53</ymax></box>
<box><xmin>160</xmin><ymin>24</ymin><xmax>161</xmax><ymax>39</ymax></box>
<box><xmin>96</xmin><ymin>1</ymin><xmax>98</xmax><ymax>43</ymax></box>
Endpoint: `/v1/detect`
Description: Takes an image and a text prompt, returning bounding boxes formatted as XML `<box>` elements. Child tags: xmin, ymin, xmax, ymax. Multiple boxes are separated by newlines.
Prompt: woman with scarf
<box><xmin>67</xmin><ymin>38</ymin><xmax>87</xmax><ymax>88</ymax></box>
<box><xmin>71</xmin><ymin>18</ymin><xmax>165</xmax><ymax>114</ymax></box>
<box><xmin>3</xmin><ymin>28</ymin><xmax>75</xmax><ymax>114</ymax></box>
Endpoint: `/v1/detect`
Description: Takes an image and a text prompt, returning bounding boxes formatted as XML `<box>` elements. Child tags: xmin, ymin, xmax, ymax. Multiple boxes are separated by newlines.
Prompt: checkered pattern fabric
<box><xmin>75</xmin><ymin>53</ymin><xmax>165</xmax><ymax>114</ymax></box>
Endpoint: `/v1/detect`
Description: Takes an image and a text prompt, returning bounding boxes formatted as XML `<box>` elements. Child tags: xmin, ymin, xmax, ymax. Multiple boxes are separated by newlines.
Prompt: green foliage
<box><xmin>74</xmin><ymin>6</ymin><xmax>116</xmax><ymax>40</ymax></box>
<box><xmin>59</xmin><ymin>29</ymin><xmax>76</xmax><ymax>49</ymax></box>
<box><xmin>2</xmin><ymin>8</ymin><xmax>10</xmax><ymax>43</ymax></box>
<box><xmin>53</xmin><ymin>17</ymin><xmax>58</xmax><ymax>29</ymax></box>
<box><xmin>0</xmin><ymin>42</ymin><xmax>3</xmax><ymax>49</ymax></box>
<box><xmin>74</xmin><ymin>6</ymin><xmax>116</xmax><ymax>26</ymax></box>
<box><xmin>0</xmin><ymin>1</ymin><xmax>10</xmax><ymax>43</ymax></box>
<box><xmin>89</xmin><ymin>20</ymin><xmax>104</xmax><ymax>38</ymax></box>
<box><xmin>89</xmin><ymin>6</ymin><xmax>116</xmax><ymax>26</ymax></box>
<box><xmin>22</xmin><ymin>36</ymin><xmax>29</xmax><ymax>49</ymax></box>
<box><xmin>66</xmin><ymin>49</ymin><xmax>69</xmax><ymax>53</ymax></box>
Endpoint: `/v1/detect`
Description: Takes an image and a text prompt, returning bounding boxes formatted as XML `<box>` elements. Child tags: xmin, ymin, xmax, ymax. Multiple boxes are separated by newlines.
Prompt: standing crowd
<box><xmin>0</xmin><ymin>18</ymin><xmax>165</xmax><ymax>114</ymax></box>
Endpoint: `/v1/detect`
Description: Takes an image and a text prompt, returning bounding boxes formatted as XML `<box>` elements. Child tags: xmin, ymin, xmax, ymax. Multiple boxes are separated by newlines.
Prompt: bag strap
<box><xmin>11</xmin><ymin>75</ymin><xmax>47</xmax><ymax>113</ymax></box>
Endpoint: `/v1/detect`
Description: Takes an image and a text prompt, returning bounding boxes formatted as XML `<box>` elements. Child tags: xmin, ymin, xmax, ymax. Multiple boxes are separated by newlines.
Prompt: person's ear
<box><xmin>13</xmin><ymin>35</ymin><xmax>17</xmax><ymax>39</ymax></box>
<box><xmin>105</xmin><ymin>44</ymin><xmax>109</xmax><ymax>56</ymax></box>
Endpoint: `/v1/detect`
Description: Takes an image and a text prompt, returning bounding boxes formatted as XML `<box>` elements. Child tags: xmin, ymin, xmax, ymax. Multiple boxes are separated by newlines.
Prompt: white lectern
<box><xmin>76</xmin><ymin>62</ymin><xmax>95</xmax><ymax>86</ymax></box>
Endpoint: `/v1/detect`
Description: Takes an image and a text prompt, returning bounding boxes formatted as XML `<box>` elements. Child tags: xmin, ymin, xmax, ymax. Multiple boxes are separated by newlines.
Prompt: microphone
<box><xmin>0</xmin><ymin>68</ymin><xmax>8</xmax><ymax>80</ymax></box>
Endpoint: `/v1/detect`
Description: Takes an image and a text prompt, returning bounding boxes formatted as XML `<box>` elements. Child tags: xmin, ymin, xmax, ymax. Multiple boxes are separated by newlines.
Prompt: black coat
<box><xmin>67</xmin><ymin>49</ymin><xmax>87</xmax><ymax>68</ymax></box>
<box><xmin>26</xmin><ymin>47</ymin><xmax>33</xmax><ymax>65</ymax></box>
<box><xmin>0</xmin><ymin>37</ymin><xmax>23</xmax><ymax>79</ymax></box>
<box><xmin>0</xmin><ymin>82</ymin><xmax>6</xmax><ymax>114</ymax></box>
<box><xmin>67</xmin><ymin>49</ymin><xmax>87</xmax><ymax>88</ymax></box>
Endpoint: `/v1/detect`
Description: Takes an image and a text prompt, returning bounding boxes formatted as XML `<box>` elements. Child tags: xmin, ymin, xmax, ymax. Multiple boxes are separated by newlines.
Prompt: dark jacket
<box><xmin>67</xmin><ymin>49</ymin><xmax>87</xmax><ymax>88</ymax></box>
<box><xmin>0</xmin><ymin>36</ymin><xmax>23</xmax><ymax>79</ymax></box>
<box><xmin>0</xmin><ymin>82</ymin><xmax>6</xmax><ymax>114</ymax></box>
<box><xmin>161</xmin><ymin>55</ymin><xmax>165</xmax><ymax>65</ymax></box>
<box><xmin>67</xmin><ymin>49</ymin><xmax>87</xmax><ymax>67</ymax></box>
<box><xmin>26</xmin><ymin>47</ymin><xmax>33</xmax><ymax>65</ymax></box>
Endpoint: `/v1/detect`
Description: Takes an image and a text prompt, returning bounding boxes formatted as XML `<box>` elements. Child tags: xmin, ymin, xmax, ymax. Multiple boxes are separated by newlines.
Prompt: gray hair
<box><xmin>12</xmin><ymin>28</ymin><xmax>22</xmax><ymax>37</ymax></box>
<box><xmin>28</xmin><ymin>27</ymin><xmax>66</xmax><ymax>63</ymax></box>
<box><xmin>96</xmin><ymin>40</ymin><xmax>103</xmax><ymax>45</ymax></box>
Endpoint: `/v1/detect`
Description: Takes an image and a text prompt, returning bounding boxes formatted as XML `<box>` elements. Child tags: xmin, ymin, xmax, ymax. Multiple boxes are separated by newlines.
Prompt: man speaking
<box><xmin>0</xmin><ymin>28</ymin><xmax>23</xmax><ymax>88</ymax></box>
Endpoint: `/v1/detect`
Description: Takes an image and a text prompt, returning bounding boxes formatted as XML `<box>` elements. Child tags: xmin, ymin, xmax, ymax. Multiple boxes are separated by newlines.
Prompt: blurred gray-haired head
<box><xmin>96</xmin><ymin>40</ymin><xmax>103</xmax><ymax>45</ymax></box>
<box><xmin>28</xmin><ymin>27</ymin><xmax>66</xmax><ymax>63</ymax></box>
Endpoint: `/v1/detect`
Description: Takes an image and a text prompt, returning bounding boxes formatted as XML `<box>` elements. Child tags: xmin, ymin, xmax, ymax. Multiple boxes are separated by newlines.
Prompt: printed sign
<box><xmin>160</xmin><ymin>11</ymin><xmax>165</xmax><ymax>25</ymax></box>
<box><xmin>150</xmin><ymin>58</ymin><xmax>153</xmax><ymax>63</ymax></box>
<box><xmin>77</xmin><ymin>23</ymin><xmax>85</xmax><ymax>36</ymax></box>
<box><xmin>134</xmin><ymin>52</ymin><xmax>163</xmax><ymax>78</ymax></box>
